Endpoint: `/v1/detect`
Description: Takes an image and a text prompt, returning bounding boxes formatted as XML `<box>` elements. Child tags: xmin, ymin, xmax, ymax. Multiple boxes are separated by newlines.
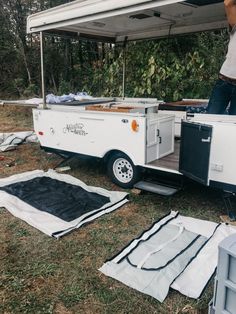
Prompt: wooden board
<box><xmin>85</xmin><ymin>104</ymin><xmax>136</xmax><ymax>113</ymax></box>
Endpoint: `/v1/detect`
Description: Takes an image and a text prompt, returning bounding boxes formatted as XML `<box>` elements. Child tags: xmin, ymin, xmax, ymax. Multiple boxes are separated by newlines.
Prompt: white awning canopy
<box><xmin>27</xmin><ymin>0</ymin><xmax>227</xmax><ymax>42</ymax></box>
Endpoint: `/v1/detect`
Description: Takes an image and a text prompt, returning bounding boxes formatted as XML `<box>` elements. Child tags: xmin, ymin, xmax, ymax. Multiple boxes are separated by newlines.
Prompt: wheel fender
<box><xmin>103</xmin><ymin>148</ymin><xmax>138</xmax><ymax>166</ymax></box>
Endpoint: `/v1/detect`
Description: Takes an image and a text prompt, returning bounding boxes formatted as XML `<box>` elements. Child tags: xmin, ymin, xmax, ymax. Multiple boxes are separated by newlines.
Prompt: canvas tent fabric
<box><xmin>0</xmin><ymin>131</ymin><xmax>38</xmax><ymax>152</ymax></box>
<box><xmin>0</xmin><ymin>170</ymin><xmax>128</xmax><ymax>238</ymax></box>
<box><xmin>99</xmin><ymin>211</ymin><xmax>236</xmax><ymax>302</ymax></box>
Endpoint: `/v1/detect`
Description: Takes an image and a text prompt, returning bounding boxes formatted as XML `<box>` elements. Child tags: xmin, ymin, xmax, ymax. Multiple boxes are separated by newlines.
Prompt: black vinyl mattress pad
<box><xmin>0</xmin><ymin>176</ymin><xmax>110</xmax><ymax>222</ymax></box>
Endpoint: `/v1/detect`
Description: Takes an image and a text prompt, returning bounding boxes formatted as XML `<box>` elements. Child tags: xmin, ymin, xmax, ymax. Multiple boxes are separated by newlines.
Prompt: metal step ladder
<box><xmin>134</xmin><ymin>180</ymin><xmax>181</xmax><ymax>196</ymax></box>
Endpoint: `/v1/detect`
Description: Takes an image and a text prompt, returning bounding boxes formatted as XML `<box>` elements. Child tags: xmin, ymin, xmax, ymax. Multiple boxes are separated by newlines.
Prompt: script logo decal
<box><xmin>63</xmin><ymin>123</ymin><xmax>88</xmax><ymax>136</ymax></box>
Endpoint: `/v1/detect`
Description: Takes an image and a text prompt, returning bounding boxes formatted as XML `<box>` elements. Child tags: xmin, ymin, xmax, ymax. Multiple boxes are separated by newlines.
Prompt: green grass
<box><xmin>0</xmin><ymin>156</ymin><xmax>224</xmax><ymax>314</ymax></box>
<box><xmin>0</xmin><ymin>106</ymin><xmax>226</xmax><ymax>314</ymax></box>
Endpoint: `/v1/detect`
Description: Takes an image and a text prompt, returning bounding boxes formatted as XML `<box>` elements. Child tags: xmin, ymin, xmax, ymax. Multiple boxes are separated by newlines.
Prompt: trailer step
<box><xmin>134</xmin><ymin>181</ymin><xmax>180</xmax><ymax>196</ymax></box>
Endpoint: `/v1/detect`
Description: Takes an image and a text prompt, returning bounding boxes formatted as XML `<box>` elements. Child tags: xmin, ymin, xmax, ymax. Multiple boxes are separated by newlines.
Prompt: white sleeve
<box><xmin>230</xmin><ymin>24</ymin><xmax>236</xmax><ymax>34</ymax></box>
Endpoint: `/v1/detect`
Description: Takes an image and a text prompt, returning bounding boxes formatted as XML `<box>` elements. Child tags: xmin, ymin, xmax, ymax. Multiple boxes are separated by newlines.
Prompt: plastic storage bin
<box><xmin>209</xmin><ymin>234</ymin><xmax>236</xmax><ymax>314</ymax></box>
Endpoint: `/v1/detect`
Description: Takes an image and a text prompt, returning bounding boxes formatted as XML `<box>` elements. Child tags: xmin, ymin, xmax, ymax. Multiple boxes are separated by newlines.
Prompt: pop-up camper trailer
<box><xmin>27</xmin><ymin>0</ymin><xmax>236</xmax><ymax>198</ymax></box>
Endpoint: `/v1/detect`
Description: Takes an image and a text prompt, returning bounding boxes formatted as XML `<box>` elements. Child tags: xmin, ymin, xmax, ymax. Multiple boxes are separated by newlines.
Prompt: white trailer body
<box><xmin>33</xmin><ymin>101</ymin><xmax>236</xmax><ymax>193</ymax></box>
<box><xmin>27</xmin><ymin>0</ymin><xmax>236</xmax><ymax>194</ymax></box>
<box><xmin>33</xmin><ymin>106</ymin><xmax>147</xmax><ymax>165</ymax></box>
<box><xmin>32</xmin><ymin>110</ymin><xmax>236</xmax><ymax>195</ymax></box>
<box><xmin>33</xmin><ymin>103</ymin><xmax>175</xmax><ymax>168</ymax></box>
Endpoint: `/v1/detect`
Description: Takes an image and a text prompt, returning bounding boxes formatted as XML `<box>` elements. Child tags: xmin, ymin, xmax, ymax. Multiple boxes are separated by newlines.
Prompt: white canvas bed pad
<box><xmin>99</xmin><ymin>211</ymin><xmax>236</xmax><ymax>302</ymax></box>
<box><xmin>0</xmin><ymin>170</ymin><xmax>128</xmax><ymax>238</ymax></box>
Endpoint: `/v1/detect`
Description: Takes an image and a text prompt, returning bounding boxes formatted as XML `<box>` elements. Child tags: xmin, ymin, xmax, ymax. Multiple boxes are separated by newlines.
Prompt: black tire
<box><xmin>107</xmin><ymin>152</ymin><xmax>140</xmax><ymax>189</ymax></box>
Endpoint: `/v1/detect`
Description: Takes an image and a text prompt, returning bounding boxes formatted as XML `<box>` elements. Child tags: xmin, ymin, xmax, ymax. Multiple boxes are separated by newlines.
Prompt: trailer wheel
<box><xmin>107</xmin><ymin>153</ymin><xmax>140</xmax><ymax>188</ymax></box>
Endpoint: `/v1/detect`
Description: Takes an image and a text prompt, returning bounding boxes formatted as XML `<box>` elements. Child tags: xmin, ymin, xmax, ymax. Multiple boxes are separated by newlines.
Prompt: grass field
<box><xmin>0</xmin><ymin>105</ymin><xmax>226</xmax><ymax>314</ymax></box>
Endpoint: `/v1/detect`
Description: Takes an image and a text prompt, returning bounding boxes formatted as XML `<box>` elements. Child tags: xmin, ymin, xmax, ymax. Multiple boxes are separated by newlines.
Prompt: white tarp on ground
<box><xmin>0</xmin><ymin>131</ymin><xmax>38</xmax><ymax>152</ymax></box>
<box><xmin>0</xmin><ymin>170</ymin><xmax>128</xmax><ymax>238</ymax></box>
<box><xmin>99</xmin><ymin>211</ymin><xmax>236</xmax><ymax>302</ymax></box>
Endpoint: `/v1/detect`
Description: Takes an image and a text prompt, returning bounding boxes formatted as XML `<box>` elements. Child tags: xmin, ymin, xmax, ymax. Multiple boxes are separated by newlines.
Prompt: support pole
<box><xmin>122</xmin><ymin>49</ymin><xmax>126</xmax><ymax>99</ymax></box>
<box><xmin>122</xmin><ymin>37</ymin><xmax>128</xmax><ymax>99</ymax></box>
<box><xmin>40</xmin><ymin>32</ymin><xmax>46</xmax><ymax>109</ymax></box>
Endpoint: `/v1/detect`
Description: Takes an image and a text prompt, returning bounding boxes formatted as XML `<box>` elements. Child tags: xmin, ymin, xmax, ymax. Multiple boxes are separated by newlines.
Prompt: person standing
<box><xmin>207</xmin><ymin>0</ymin><xmax>236</xmax><ymax>114</ymax></box>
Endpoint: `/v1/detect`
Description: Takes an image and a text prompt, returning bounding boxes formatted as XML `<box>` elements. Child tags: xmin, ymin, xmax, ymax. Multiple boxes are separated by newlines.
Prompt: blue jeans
<box><xmin>207</xmin><ymin>78</ymin><xmax>236</xmax><ymax>115</ymax></box>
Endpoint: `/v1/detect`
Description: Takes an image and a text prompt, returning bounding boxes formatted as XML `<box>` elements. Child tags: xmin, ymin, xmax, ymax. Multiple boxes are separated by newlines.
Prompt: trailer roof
<box><xmin>27</xmin><ymin>0</ymin><xmax>226</xmax><ymax>42</ymax></box>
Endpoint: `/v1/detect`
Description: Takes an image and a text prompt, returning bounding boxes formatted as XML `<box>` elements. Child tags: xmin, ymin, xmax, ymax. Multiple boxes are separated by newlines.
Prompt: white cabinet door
<box><xmin>146</xmin><ymin>119</ymin><xmax>158</xmax><ymax>163</ymax></box>
<box><xmin>158</xmin><ymin>117</ymin><xmax>175</xmax><ymax>158</ymax></box>
<box><xmin>146</xmin><ymin>114</ymin><xmax>175</xmax><ymax>163</ymax></box>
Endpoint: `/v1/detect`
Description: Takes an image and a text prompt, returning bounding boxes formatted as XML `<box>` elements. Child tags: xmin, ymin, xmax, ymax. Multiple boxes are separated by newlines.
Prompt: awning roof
<box><xmin>27</xmin><ymin>0</ymin><xmax>227</xmax><ymax>42</ymax></box>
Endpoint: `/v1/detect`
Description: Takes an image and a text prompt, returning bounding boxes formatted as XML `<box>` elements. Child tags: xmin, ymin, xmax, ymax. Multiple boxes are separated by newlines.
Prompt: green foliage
<box><xmin>112</xmin><ymin>32</ymin><xmax>227</xmax><ymax>101</ymax></box>
<box><xmin>0</xmin><ymin>1</ymin><xmax>228</xmax><ymax>102</ymax></box>
<box><xmin>14</xmin><ymin>78</ymin><xmax>26</xmax><ymax>97</ymax></box>
<box><xmin>23</xmin><ymin>84</ymin><xmax>39</xmax><ymax>97</ymax></box>
<box><xmin>58</xmin><ymin>79</ymin><xmax>71</xmax><ymax>95</ymax></box>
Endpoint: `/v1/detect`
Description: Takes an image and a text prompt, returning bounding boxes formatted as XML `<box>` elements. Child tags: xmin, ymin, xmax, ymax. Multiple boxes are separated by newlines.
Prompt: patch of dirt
<box><xmin>0</xmin><ymin>143</ymin><xmax>62</xmax><ymax>178</ymax></box>
<box><xmin>54</xmin><ymin>303</ymin><xmax>73</xmax><ymax>314</ymax></box>
<box><xmin>0</xmin><ymin>105</ymin><xmax>33</xmax><ymax>132</ymax></box>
